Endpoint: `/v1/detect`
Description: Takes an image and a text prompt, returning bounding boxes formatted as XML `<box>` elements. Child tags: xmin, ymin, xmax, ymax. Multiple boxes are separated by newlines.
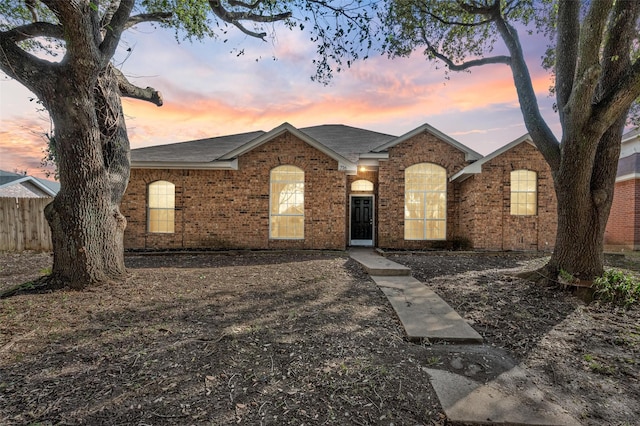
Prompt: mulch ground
<box><xmin>1</xmin><ymin>250</ymin><xmax>638</xmax><ymax>425</ymax></box>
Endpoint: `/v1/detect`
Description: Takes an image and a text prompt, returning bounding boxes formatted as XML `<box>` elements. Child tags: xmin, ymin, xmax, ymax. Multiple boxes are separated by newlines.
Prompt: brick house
<box><xmin>605</xmin><ymin>129</ymin><xmax>640</xmax><ymax>251</ymax></box>
<box><xmin>121</xmin><ymin>122</ymin><xmax>557</xmax><ymax>251</ymax></box>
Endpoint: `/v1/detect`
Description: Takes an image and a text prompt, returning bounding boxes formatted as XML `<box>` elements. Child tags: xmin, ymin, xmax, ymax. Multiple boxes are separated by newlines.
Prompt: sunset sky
<box><xmin>0</xmin><ymin>21</ymin><xmax>561</xmax><ymax>179</ymax></box>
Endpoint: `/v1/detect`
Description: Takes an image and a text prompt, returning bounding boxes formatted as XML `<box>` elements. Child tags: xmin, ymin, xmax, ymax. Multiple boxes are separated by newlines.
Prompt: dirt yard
<box><xmin>0</xmin><ymin>250</ymin><xmax>638</xmax><ymax>425</ymax></box>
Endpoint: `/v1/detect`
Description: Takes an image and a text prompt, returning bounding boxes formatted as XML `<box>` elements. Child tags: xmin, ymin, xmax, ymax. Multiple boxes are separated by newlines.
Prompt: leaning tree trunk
<box><xmin>547</xmin><ymin>119</ymin><xmax>625</xmax><ymax>282</ymax></box>
<box><xmin>44</xmin><ymin>66</ymin><xmax>130</xmax><ymax>290</ymax></box>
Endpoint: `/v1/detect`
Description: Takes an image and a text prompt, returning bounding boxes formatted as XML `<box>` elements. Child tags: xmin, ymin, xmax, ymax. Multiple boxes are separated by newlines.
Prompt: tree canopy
<box><xmin>0</xmin><ymin>0</ymin><xmax>377</xmax><ymax>290</ymax></box>
<box><xmin>381</xmin><ymin>0</ymin><xmax>640</xmax><ymax>281</ymax></box>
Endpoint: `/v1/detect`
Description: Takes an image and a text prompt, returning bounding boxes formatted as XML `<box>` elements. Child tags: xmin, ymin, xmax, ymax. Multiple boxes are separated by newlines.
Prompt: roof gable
<box><xmin>0</xmin><ymin>171</ymin><xmax>58</xmax><ymax>197</ymax></box>
<box><xmin>218</xmin><ymin>122</ymin><xmax>359</xmax><ymax>171</ymax></box>
<box><xmin>371</xmin><ymin>123</ymin><xmax>482</xmax><ymax>161</ymax></box>
<box><xmin>451</xmin><ymin>134</ymin><xmax>536</xmax><ymax>182</ymax></box>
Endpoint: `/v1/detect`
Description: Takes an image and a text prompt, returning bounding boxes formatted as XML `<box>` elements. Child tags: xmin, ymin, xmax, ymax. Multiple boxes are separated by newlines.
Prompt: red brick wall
<box><xmin>122</xmin><ymin>133</ymin><xmax>347</xmax><ymax>250</ymax></box>
<box><xmin>377</xmin><ymin>131</ymin><xmax>472</xmax><ymax>249</ymax></box>
<box><xmin>458</xmin><ymin>142</ymin><xmax>557</xmax><ymax>251</ymax></box>
<box><xmin>605</xmin><ymin>178</ymin><xmax>639</xmax><ymax>250</ymax></box>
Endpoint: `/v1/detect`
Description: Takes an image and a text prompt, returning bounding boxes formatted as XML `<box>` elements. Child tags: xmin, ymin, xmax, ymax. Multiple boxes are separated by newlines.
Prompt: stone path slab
<box><xmin>349</xmin><ymin>249</ymin><xmax>580</xmax><ymax>425</ymax></box>
<box><xmin>371</xmin><ymin>275</ymin><xmax>483</xmax><ymax>343</ymax></box>
<box><xmin>426</xmin><ymin>367</ymin><xmax>580</xmax><ymax>425</ymax></box>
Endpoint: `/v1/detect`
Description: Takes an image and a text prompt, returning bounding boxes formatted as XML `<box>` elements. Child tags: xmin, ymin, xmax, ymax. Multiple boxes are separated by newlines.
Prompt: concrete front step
<box><xmin>348</xmin><ymin>248</ymin><xmax>411</xmax><ymax>276</ymax></box>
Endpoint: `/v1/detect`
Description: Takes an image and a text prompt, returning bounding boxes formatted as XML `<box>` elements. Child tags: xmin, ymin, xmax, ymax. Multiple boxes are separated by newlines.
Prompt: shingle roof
<box><xmin>130</xmin><ymin>131</ymin><xmax>266</xmax><ymax>163</ymax></box>
<box><xmin>0</xmin><ymin>170</ymin><xmax>59</xmax><ymax>196</ymax></box>
<box><xmin>129</xmin><ymin>122</ymin><xmax>479</xmax><ymax>169</ymax></box>
<box><xmin>298</xmin><ymin>125</ymin><xmax>396</xmax><ymax>163</ymax></box>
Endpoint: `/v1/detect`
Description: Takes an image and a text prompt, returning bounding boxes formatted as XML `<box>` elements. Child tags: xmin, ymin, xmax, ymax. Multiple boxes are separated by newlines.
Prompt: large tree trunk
<box><xmin>547</xmin><ymin>118</ymin><xmax>625</xmax><ymax>282</ymax></box>
<box><xmin>44</xmin><ymin>66</ymin><xmax>130</xmax><ymax>290</ymax></box>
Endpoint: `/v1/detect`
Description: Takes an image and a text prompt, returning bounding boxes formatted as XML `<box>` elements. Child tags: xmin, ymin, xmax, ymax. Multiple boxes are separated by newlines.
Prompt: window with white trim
<box><xmin>404</xmin><ymin>163</ymin><xmax>447</xmax><ymax>240</ymax></box>
<box><xmin>148</xmin><ymin>180</ymin><xmax>175</xmax><ymax>233</ymax></box>
<box><xmin>270</xmin><ymin>165</ymin><xmax>304</xmax><ymax>239</ymax></box>
<box><xmin>510</xmin><ymin>170</ymin><xmax>537</xmax><ymax>215</ymax></box>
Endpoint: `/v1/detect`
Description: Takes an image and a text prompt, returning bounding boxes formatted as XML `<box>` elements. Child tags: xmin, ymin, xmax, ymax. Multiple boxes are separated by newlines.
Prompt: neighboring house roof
<box><xmin>130</xmin><ymin>122</ymin><xmax>479</xmax><ymax>172</ymax></box>
<box><xmin>617</xmin><ymin>153</ymin><xmax>640</xmax><ymax>178</ymax></box>
<box><xmin>0</xmin><ymin>170</ymin><xmax>59</xmax><ymax>197</ymax></box>
<box><xmin>450</xmin><ymin>134</ymin><xmax>536</xmax><ymax>182</ymax></box>
<box><xmin>371</xmin><ymin>123</ymin><xmax>483</xmax><ymax>161</ymax></box>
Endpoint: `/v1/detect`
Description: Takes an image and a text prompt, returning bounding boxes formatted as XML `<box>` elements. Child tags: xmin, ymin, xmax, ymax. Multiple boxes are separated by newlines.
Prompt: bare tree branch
<box><xmin>100</xmin><ymin>0</ymin><xmax>134</xmax><ymax>65</ymax></box>
<box><xmin>26</xmin><ymin>0</ymin><xmax>39</xmax><ymax>22</ymax></box>
<box><xmin>228</xmin><ymin>0</ymin><xmax>264</xmax><ymax>10</ymax></box>
<box><xmin>208</xmin><ymin>0</ymin><xmax>291</xmax><ymax>40</ymax></box>
<box><xmin>555</xmin><ymin>0</ymin><xmax>579</xmax><ymax>124</ymax></box>
<box><xmin>1</xmin><ymin>22</ymin><xmax>63</xmax><ymax>42</ymax></box>
<box><xmin>113</xmin><ymin>67</ymin><xmax>163</xmax><ymax>106</ymax></box>
<box><xmin>563</xmin><ymin>0</ymin><xmax>614</xmax><ymax>129</ymax></box>
<box><xmin>124</xmin><ymin>12</ymin><xmax>173</xmax><ymax>30</ymax></box>
<box><xmin>425</xmin><ymin>39</ymin><xmax>510</xmax><ymax>70</ymax></box>
<box><xmin>494</xmin><ymin>12</ymin><xmax>560</xmax><ymax>171</ymax></box>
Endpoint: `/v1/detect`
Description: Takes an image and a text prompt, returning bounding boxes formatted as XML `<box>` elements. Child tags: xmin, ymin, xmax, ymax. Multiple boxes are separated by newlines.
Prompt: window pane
<box><xmin>351</xmin><ymin>180</ymin><xmax>373</xmax><ymax>192</ymax></box>
<box><xmin>404</xmin><ymin>163</ymin><xmax>447</xmax><ymax>240</ymax></box>
<box><xmin>270</xmin><ymin>215</ymin><xmax>304</xmax><ymax>239</ymax></box>
<box><xmin>426</xmin><ymin>220</ymin><xmax>446</xmax><ymax>239</ymax></box>
<box><xmin>405</xmin><ymin>192</ymin><xmax>425</xmax><ymax>219</ymax></box>
<box><xmin>148</xmin><ymin>208</ymin><xmax>175</xmax><ymax>233</ymax></box>
<box><xmin>404</xmin><ymin>219</ymin><xmax>424</xmax><ymax>240</ymax></box>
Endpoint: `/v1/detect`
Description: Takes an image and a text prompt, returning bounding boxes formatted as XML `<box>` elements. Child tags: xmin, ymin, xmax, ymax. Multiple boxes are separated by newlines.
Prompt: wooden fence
<box><xmin>0</xmin><ymin>198</ymin><xmax>53</xmax><ymax>251</ymax></box>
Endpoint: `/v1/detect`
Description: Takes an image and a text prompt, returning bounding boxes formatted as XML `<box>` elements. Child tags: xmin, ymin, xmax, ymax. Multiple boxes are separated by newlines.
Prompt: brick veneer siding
<box><xmin>377</xmin><ymin>131</ymin><xmax>472</xmax><ymax>249</ymax></box>
<box><xmin>458</xmin><ymin>142</ymin><xmax>557</xmax><ymax>251</ymax></box>
<box><xmin>605</xmin><ymin>178</ymin><xmax>640</xmax><ymax>250</ymax></box>
<box><xmin>122</xmin><ymin>133</ymin><xmax>347</xmax><ymax>250</ymax></box>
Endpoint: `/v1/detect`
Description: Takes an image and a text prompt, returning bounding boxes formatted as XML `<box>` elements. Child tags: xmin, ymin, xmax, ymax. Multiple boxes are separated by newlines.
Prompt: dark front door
<box><xmin>351</xmin><ymin>196</ymin><xmax>373</xmax><ymax>245</ymax></box>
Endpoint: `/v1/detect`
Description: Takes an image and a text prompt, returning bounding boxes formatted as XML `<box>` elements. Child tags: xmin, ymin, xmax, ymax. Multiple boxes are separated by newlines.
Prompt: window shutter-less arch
<box><xmin>404</xmin><ymin>163</ymin><xmax>447</xmax><ymax>240</ymax></box>
<box><xmin>351</xmin><ymin>179</ymin><xmax>374</xmax><ymax>192</ymax></box>
<box><xmin>270</xmin><ymin>165</ymin><xmax>304</xmax><ymax>239</ymax></box>
<box><xmin>148</xmin><ymin>180</ymin><xmax>175</xmax><ymax>233</ymax></box>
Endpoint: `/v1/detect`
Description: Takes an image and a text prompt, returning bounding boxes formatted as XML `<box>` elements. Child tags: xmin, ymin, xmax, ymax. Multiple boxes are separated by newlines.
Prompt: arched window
<box><xmin>510</xmin><ymin>170</ymin><xmax>537</xmax><ymax>215</ymax></box>
<box><xmin>404</xmin><ymin>163</ymin><xmax>447</xmax><ymax>240</ymax></box>
<box><xmin>148</xmin><ymin>180</ymin><xmax>175</xmax><ymax>233</ymax></box>
<box><xmin>270</xmin><ymin>165</ymin><xmax>304</xmax><ymax>239</ymax></box>
<box><xmin>351</xmin><ymin>179</ymin><xmax>374</xmax><ymax>192</ymax></box>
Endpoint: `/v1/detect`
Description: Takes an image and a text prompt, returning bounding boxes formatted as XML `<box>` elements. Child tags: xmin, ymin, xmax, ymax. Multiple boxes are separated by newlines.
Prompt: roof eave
<box><xmin>131</xmin><ymin>159</ymin><xmax>239</xmax><ymax>170</ymax></box>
